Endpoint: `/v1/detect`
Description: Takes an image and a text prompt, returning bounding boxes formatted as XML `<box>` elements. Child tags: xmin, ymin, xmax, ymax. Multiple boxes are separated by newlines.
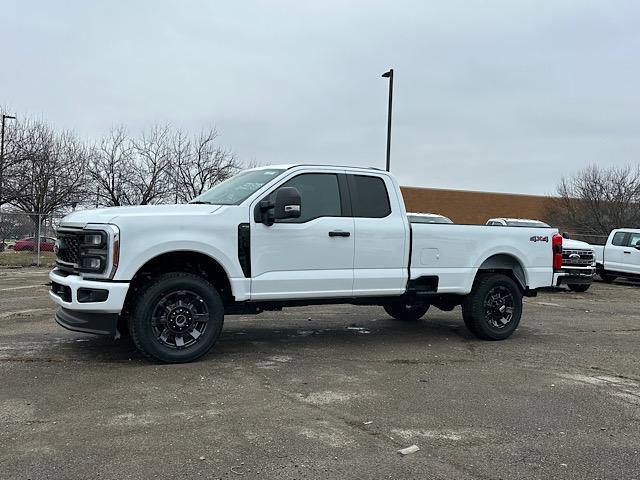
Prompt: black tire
<box><xmin>383</xmin><ymin>302</ymin><xmax>430</xmax><ymax>321</ymax></box>
<box><xmin>129</xmin><ymin>272</ymin><xmax>224</xmax><ymax>363</ymax></box>
<box><xmin>461</xmin><ymin>273</ymin><xmax>522</xmax><ymax>340</ymax></box>
<box><xmin>599</xmin><ymin>272</ymin><xmax>617</xmax><ymax>283</ymax></box>
<box><xmin>568</xmin><ymin>284</ymin><xmax>590</xmax><ymax>293</ymax></box>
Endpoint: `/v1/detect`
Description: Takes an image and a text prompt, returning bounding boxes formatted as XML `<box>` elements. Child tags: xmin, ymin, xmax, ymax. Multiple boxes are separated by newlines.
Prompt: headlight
<box><xmin>80</xmin><ymin>256</ymin><xmax>103</xmax><ymax>271</ymax></box>
<box><xmin>83</xmin><ymin>233</ymin><xmax>105</xmax><ymax>247</ymax></box>
<box><xmin>77</xmin><ymin>225</ymin><xmax>119</xmax><ymax>279</ymax></box>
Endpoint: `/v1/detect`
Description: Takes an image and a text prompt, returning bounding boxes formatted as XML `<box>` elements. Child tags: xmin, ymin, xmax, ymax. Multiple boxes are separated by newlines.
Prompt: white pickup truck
<box><xmin>593</xmin><ymin>229</ymin><xmax>640</xmax><ymax>282</ymax></box>
<box><xmin>49</xmin><ymin>165</ymin><xmax>560</xmax><ymax>363</ymax></box>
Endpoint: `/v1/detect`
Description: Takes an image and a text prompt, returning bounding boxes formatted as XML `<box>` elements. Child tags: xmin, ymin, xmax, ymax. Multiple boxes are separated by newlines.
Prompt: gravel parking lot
<box><xmin>1</xmin><ymin>268</ymin><xmax>639</xmax><ymax>479</ymax></box>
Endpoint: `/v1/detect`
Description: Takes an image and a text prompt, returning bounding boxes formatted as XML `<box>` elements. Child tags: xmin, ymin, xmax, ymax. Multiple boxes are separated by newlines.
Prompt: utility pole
<box><xmin>0</xmin><ymin>114</ymin><xmax>17</xmax><ymax>206</ymax></box>
<box><xmin>381</xmin><ymin>69</ymin><xmax>394</xmax><ymax>172</ymax></box>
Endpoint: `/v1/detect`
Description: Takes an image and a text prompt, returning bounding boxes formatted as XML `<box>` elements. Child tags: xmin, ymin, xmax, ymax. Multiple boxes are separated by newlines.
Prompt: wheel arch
<box><xmin>122</xmin><ymin>250</ymin><xmax>234</xmax><ymax>311</ymax></box>
<box><xmin>475</xmin><ymin>253</ymin><xmax>527</xmax><ymax>291</ymax></box>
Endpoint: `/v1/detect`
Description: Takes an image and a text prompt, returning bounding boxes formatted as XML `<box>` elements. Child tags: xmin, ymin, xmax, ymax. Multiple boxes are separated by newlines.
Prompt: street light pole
<box><xmin>0</xmin><ymin>114</ymin><xmax>17</xmax><ymax>206</ymax></box>
<box><xmin>381</xmin><ymin>69</ymin><xmax>394</xmax><ymax>172</ymax></box>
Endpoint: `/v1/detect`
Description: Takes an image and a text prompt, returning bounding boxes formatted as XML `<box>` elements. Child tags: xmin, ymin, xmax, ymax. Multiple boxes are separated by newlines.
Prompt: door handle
<box><xmin>328</xmin><ymin>231</ymin><xmax>351</xmax><ymax>237</ymax></box>
<box><xmin>624</xmin><ymin>251</ymin><xmax>631</xmax><ymax>254</ymax></box>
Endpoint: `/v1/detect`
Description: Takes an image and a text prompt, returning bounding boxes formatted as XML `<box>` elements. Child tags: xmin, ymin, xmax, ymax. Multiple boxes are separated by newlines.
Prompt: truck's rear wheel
<box><xmin>383</xmin><ymin>302</ymin><xmax>429</xmax><ymax>321</ymax></box>
<box><xmin>462</xmin><ymin>273</ymin><xmax>522</xmax><ymax>340</ymax></box>
<box><xmin>568</xmin><ymin>284</ymin><xmax>590</xmax><ymax>293</ymax></box>
<box><xmin>129</xmin><ymin>272</ymin><xmax>224</xmax><ymax>363</ymax></box>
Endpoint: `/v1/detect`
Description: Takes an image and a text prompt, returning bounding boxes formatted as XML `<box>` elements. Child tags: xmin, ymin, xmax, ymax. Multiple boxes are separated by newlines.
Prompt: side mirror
<box><xmin>255</xmin><ymin>198</ymin><xmax>275</xmax><ymax>226</ymax></box>
<box><xmin>562</xmin><ymin>232</ymin><xmax>570</xmax><ymax>239</ymax></box>
<box><xmin>635</xmin><ymin>240</ymin><xmax>640</xmax><ymax>250</ymax></box>
<box><xmin>274</xmin><ymin>187</ymin><xmax>301</xmax><ymax>220</ymax></box>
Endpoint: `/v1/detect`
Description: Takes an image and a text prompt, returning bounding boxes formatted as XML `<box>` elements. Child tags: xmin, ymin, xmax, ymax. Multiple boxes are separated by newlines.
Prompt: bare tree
<box><xmin>126</xmin><ymin>124</ymin><xmax>174</xmax><ymax>205</ymax></box>
<box><xmin>3</xmin><ymin>113</ymin><xmax>246</xmax><ymax>213</ymax></box>
<box><xmin>7</xmin><ymin>119</ymin><xmax>89</xmax><ymax>230</ymax></box>
<box><xmin>173</xmin><ymin>128</ymin><xmax>239</xmax><ymax>203</ymax></box>
<box><xmin>89</xmin><ymin>125</ymin><xmax>243</xmax><ymax>206</ymax></box>
<box><xmin>547</xmin><ymin>164</ymin><xmax>640</xmax><ymax>234</ymax></box>
<box><xmin>88</xmin><ymin>126</ymin><xmax>134</xmax><ymax>207</ymax></box>
<box><xmin>0</xmin><ymin>108</ymin><xmax>21</xmax><ymax>206</ymax></box>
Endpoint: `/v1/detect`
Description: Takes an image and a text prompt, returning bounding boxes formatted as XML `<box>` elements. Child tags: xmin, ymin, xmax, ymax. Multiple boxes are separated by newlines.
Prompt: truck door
<box><xmin>347</xmin><ymin>173</ymin><xmax>408</xmax><ymax>296</ymax></box>
<box><xmin>249</xmin><ymin>171</ymin><xmax>355</xmax><ymax>300</ymax></box>
<box><xmin>606</xmin><ymin>231</ymin><xmax>630</xmax><ymax>272</ymax></box>
<box><xmin>623</xmin><ymin>232</ymin><xmax>640</xmax><ymax>275</ymax></box>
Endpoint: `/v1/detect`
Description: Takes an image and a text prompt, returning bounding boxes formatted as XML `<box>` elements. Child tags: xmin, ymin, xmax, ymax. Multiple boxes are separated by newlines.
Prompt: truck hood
<box><xmin>59</xmin><ymin>204</ymin><xmax>222</xmax><ymax>228</ymax></box>
<box><xmin>563</xmin><ymin>238</ymin><xmax>592</xmax><ymax>250</ymax></box>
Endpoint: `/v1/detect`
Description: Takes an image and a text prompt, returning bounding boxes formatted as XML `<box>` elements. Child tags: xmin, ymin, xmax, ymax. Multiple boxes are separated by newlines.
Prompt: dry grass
<box><xmin>0</xmin><ymin>251</ymin><xmax>56</xmax><ymax>267</ymax></box>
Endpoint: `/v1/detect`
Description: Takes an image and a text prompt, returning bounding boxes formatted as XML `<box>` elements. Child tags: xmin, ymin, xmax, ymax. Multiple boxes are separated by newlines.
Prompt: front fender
<box><xmin>114</xmin><ymin>240</ymin><xmax>241</xmax><ymax>281</ymax></box>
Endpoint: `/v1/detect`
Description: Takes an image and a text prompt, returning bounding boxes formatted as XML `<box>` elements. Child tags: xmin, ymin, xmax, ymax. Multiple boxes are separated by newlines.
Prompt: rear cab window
<box><xmin>627</xmin><ymin>233</ymin><xmax>640</xmax><ymax>247</ymax></box>
<box><xmin>347</xmin><ymin>174</ymin><xmax>391</xmax><ymax>218</ymax></box>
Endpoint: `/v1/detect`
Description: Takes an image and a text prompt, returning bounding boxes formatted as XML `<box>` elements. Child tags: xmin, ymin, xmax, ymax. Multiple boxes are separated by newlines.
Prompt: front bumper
<box><xmin>49</xmin><ymin>269</ymin><xmax>130</xmax><ymax>335</ymax></box>
<box><xmin>55</xmin><ymin>307</ymin><xmax>119</xmax><ymax>336</ymax></box>
<box><xmin>49</xmin><ymin>268</ymin><xmax>130</xmax><ymax>313</ymax></box>
<box><xmin>553</xmin><ymin>267</ymin><xmax>595</xmax><ymax>287</ymax></box>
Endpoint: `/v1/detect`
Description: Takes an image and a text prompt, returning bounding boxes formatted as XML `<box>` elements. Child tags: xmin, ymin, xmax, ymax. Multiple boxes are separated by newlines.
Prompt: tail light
<box><xmin>552</xmin><ymin>233</ymin><xmax>563</xmax><ymax>270</ymax></box>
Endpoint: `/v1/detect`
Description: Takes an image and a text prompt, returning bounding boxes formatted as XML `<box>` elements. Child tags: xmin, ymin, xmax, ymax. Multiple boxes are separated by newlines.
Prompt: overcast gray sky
<box><xmin>1</xmin><ymin>0</ymin><xmax>639</xmax><ymax>194</ymax></box>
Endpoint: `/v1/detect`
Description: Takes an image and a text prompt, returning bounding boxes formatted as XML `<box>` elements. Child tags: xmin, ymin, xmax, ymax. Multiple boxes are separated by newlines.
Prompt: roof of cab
<box><xmin>249</xmin><ymin>164</ymin><xmax>387</xmax><ymax>173</ymax></box>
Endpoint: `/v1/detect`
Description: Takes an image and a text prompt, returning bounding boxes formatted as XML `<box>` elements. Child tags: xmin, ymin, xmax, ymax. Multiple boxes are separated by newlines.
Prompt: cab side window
<box><xmin>612</xmin><ymin>232</ymin><xmax>628</xmax><ymax>246</ymax></box>
<box><xmin>348</xmin><ymin>175</ymin><xmax>391</xmax><ymax>218</ymax></box>
<box><xmin>273</xmin><ymin>173</ymin><xmax>341</xmax><ymax>223</ymax></box>
<box><xmin>627</xmin><ymin>233</ymin><xmax>640</xmax><ymax>247</ymax></box>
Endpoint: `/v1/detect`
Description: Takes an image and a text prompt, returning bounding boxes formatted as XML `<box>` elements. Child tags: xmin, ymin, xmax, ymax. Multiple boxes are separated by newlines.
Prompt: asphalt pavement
<box><xmin>1</xmin><ymin>268</ymin><xmax>639</xmax><ymax>479</ymax></box>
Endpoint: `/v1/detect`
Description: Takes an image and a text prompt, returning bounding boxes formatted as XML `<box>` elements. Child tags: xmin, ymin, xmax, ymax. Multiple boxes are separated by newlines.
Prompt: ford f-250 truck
<box><xmin>593</xmin><ymin>228</ymin><xmax>640</xmax><ymax>282</ymax></box>
<box><xmin>49</xmin><ymin>165</ymin><xmax>561</xmax><ymax>363</ymax></box>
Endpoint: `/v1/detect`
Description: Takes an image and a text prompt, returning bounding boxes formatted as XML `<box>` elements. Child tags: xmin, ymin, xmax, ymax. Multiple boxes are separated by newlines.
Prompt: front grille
<box><xmin>562</xmin><ymin>249</ymin><xmax>594</xmax><ymax>267</ymax></box>
<box><xmin>55</xmin><ymin>230</ymin><xmax>81</xmax><ymax>270</ymax></box>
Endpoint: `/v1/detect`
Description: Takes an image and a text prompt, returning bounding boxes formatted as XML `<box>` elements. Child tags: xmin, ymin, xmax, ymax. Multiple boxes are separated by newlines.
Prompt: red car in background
<box><xmin>13</xmin><ymin>236</ymin><xmax>56</xmax><ymax>252</ymax></box>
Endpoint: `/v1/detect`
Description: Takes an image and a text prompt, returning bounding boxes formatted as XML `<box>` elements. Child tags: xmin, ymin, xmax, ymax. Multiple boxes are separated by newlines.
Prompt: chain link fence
<box><xmin>0</xmin><ymin>212</ymin><xmax>65</xmax><ymax>267</ymax></box>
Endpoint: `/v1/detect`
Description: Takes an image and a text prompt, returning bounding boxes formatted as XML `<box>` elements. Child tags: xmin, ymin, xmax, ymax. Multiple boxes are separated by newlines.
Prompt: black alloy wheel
<box><xmin>129</xmin><ymin>272</ymin><xmax>224</xmax><ymax>363</ymax></box>
<box><xmin>151</xmin><ymin>290</ymin><xmax>210</xmax><ymax>349</ymax></box>
<box><xmin>483</xmin><ymin>286</ymin><xmax>514</xmax><ymax>330</ymax></box>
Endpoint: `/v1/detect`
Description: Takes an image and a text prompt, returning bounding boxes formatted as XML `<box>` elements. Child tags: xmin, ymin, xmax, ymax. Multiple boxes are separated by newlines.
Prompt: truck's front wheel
<box><xmin>598</xmin><ymin>271</ymin><xmax>617</xmax><ymax>283</ymax></box>
<box><xmin>129</xmin><ymin>273</ymin><xmax>224</xmax><ymax>363</ymax></box>
<box><xmin>462</xmin><ymin>273</ymin><xmax>522</xmax><ymax>340</ymax></box>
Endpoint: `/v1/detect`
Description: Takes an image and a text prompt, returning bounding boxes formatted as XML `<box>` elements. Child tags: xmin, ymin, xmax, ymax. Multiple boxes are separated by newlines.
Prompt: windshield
<box><xmin>506</xmin><ymin>220</ymin><xmax>550</xmax><ymax>227</ymax></box>
<box><xmin>190</xmin><ymin>168</ymin><xmax>286</xmax><ymax>205</ymax></box>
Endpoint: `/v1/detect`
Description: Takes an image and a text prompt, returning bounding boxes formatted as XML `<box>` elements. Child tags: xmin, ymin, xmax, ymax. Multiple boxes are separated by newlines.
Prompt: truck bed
<box><xmin>409</xmin><ymin>223</ymin><xmax>556</xmax><ymax>294</ymax></box>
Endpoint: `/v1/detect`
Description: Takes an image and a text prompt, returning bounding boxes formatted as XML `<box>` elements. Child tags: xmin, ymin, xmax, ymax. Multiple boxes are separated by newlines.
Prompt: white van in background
<box><xmin>407</xmin><ymin>212</ymin><xmax>453</xmax><ymax>224</ymax></box>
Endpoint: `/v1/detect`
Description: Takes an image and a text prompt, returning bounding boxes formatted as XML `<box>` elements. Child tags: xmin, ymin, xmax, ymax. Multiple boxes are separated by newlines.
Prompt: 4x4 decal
<box><xmin>529</xmin><ymin>236</ymin><xmax>549</xmax><ymax>243</ymax></box>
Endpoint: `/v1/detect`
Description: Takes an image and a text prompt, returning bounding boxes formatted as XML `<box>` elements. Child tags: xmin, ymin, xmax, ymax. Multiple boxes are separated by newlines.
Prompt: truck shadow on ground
<box><xmin>40</xmin><ymin>314</ymin><xmax>534</xmax><ymax>364</ymax></box>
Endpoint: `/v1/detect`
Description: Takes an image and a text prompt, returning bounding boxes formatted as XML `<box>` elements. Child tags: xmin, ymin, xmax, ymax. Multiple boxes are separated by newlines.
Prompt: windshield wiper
<box><xmin>189</xmin><ymin>201</ymin><xmax>214</xmax><ymax>205</ymax></box>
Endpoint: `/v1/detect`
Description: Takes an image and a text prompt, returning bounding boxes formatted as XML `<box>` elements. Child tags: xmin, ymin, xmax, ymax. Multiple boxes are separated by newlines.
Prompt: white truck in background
<box><xmin>593</xmin><ymin>229</ymin><xmax>640</xmax><ymax>282</ymax></box>
<box><xmin>407</xmin><ymin>212</ymin><xmax>453</xmax><ymax>224</ymax></box>
<box><xmin>486</xmin><ymin>218</ymin><xmax>595</xmax><ymax>292</ymax></box>
<box><xmin>49</xmin><ymin>165</ymin><xmax>559</xmax><ymax>363</ymax></box>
